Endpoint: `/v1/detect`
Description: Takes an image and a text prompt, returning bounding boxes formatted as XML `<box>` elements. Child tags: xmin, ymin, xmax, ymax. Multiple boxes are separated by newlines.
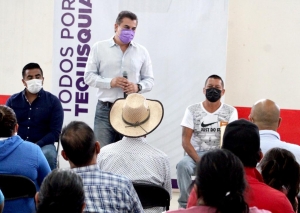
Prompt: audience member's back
<box><xmin>60</xmin><ymin>121</ymin><xmax>143</xmax><ymax>213</ymax></box>
<box><xmin>98</xmin><ymin>93</ymin><xmax>171</xmax><ymax>213</ymax></box>
<box><xmin>35</xmin><ymin>169</ymin><xmax>85</xmax><ymax>213</ymax></box>
<box><xmin>222</xmin><ymin>119</ymin><xmax>294</xmax><ymax>213</ymax></box>
<box><xmin>0</xmin><ymin>105</ymin><xmax>50</xmax><ymax>213</ymax></box>
<box><xmin>98</xmin><ymin>138</ymin><xmax>170</xmax><ymax>190</ymax></box>
<box><xmin>259</xmin><ymin>148</ymin><xmax>300</xmax><ymax>212</ymax></box>
<box><xmin>168</xmin><ymin>149</ymin><xmax>270</xmax><ymax>213</ymax></box>
<box><xmin>249</xmin><ymin>99</ymin><xmax>300</xmax><ymax>164</ymax></box>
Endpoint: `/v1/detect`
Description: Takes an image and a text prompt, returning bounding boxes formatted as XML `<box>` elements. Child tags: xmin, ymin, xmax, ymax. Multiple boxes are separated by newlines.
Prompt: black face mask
<box><xmin>205</xmin><ymin>88</ymin><xmax>221</xmax><ymax>102</ymax></box>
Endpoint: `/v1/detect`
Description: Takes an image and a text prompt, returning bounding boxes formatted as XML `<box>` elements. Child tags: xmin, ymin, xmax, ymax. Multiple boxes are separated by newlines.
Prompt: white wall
<box><xmin>0</xmin><ymin>0</ymin><xmax>54</xmax><ymax>93</ymax></box>
<box><xmin>226</xmin><ymin>0</ymin><xmax>300</xmax><ymax>109</ymax></box>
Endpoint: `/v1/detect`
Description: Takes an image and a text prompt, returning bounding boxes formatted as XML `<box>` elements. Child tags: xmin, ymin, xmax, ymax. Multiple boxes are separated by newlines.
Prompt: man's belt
<box><xmin>99</xmin><ymin>101</ymin><xmax>113</xmax><ymax>108</ymax></box>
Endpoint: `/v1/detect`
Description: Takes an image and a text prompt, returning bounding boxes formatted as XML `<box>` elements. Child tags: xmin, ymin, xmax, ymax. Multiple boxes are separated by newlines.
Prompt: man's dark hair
<box><xmin>204</xmin><ymin>74</ymin><xmax>224</xmax><ymax>88</ymax></box>
<box><xmin>60</xmin><ymin>121</ymin><xmax>96</xmax><ymax>167</ymax></box>
<box><xmin>115</xmin><ymin>11</ymin><xmax>138</xmax><ymax>25</ymax></box>
<box><xmin>36</xmin><ymin>169</ymin><xmax>85</xmax><ymax>213</ymax></box>
<box><xmin>0</xmin><ymin>105</ymin><xmax>17</xmax><ymax>137</ymax></box>
<box><xmin>222</xmin><ymin>119</ymin><xmax>261</xmax><ymax>167</ymax></box>
<box><xmin>22</xmin><ymin>62</ymin><xmax>43</xmax><ymax>78</ymax></box>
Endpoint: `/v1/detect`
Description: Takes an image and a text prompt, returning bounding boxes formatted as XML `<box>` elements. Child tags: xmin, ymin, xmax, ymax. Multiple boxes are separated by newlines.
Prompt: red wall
<box><xmin>0</xmin><ymin>95</ymin><xmax>10</xmax><ymax>105</ymax></box>
<box><xmin>236</xmin><ymin>107</ymin><xmax>300</xmax><ymax>145</ymax></box>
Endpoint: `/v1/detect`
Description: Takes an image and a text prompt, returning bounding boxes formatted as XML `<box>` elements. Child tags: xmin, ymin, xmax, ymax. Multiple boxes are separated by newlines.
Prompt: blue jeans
<box><xmin>94</xmin><ymin>100</ymin><xmax>123</xmax><ymax>147</ymax></box>
<box><xmin>41</xmin><ymin>144</ymin><xmax>57</xmax><ymax>170</ymax></box>
<box><xmin>176</xmin><ymin>151</ymin><xmax>207</xmax><ymax>208</ymax></box>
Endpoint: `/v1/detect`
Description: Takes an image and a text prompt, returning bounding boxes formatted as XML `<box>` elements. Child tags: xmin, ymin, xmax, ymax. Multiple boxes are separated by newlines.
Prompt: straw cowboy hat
<box><xmin>109</xmin><ymin>93</ymin><xmax>164</xmax><ymax>138</ymax></box>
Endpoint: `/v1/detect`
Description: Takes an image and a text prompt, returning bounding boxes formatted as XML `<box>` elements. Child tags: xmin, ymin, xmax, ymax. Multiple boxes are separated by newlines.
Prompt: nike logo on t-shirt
<box><xmin>201</xmin><ymin>121</ymin><xmax>218</xmax><ymax>127</ymax></box>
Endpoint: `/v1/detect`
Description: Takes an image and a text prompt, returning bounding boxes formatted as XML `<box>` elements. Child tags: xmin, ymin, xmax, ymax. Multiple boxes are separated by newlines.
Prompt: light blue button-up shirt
<box><xmin>259</xmin><ymin>130</ymin><xmax>300</xmax><ymax>164</ymax></box>
<box><xmin>84</xmin><ymin>37</ymin><xmax>154</xmax><ymax>103</ymax></box>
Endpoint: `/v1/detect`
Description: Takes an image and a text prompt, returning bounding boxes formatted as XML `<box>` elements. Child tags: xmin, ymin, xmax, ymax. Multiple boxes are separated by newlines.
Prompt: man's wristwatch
<box><xmin>137</xmin><ymin>84</ymin><xmax>142</xmax><ymax>93</ymax></box>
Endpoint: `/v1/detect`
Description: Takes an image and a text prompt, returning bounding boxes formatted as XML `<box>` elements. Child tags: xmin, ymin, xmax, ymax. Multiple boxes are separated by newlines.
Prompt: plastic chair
<box><xmin>133</xmin><ymin>183</ymin><xmax>170</xmax><ymax>211</ymax></box>
<box><xmin>0</xmin><ymin>174</ymin><xmax>36</xmax><ymax>200</ymax></box>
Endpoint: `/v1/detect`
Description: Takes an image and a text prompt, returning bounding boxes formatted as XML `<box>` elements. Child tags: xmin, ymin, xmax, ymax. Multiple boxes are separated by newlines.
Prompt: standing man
<box><xmin>249</xmin><ymin>99</ymin><xmax>300</xmax><ymax>163</ymax></box>
<box><xmin>6</xmin><ymin>62</ymin><xmax>64</xmax><ymax>170</ymax></box>
<box><xmin>176</xmin><ymin>74</ymin><xmax>238</xmax><ymax>208</ymax></box>
<box><xmin>84</xmin><ymin>10</ymin><xmax>154</xmax><ymax>147</ymax></box>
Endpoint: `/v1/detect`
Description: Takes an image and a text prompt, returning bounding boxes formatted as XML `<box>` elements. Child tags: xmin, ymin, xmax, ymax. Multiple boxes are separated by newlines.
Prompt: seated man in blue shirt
<box><xmin>6</xmin><ymin>62</ymin><xmax>64</xmax><ymax>170</ymax></box>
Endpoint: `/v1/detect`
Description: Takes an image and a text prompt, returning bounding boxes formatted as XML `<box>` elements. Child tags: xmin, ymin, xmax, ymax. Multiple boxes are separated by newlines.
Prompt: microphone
<box><xmin>123</xmin><ymin>71</ymin><xmax>128</xmax><ymax>98</ymax></box>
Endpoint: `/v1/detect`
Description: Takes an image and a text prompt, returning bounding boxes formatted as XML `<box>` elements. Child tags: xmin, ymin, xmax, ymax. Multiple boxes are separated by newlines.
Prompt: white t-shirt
<box><xmin>181</xmin><ymin>102</ymin><xmax>238</xmax><ymax>151</ymax></box>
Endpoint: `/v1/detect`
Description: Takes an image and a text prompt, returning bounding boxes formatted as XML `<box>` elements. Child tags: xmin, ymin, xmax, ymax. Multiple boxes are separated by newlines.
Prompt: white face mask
<box><xmin>26</xmin><ymin>79</ymin><xmax>43</xmax><ymax>94</ymax></box>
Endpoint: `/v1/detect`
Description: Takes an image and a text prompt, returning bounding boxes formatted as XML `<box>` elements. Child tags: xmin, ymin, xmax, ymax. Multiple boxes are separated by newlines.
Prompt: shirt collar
<box><xmin>244</xmin><ymin>167</ymin><xmax>264</xmax><ymax>182</ymax></box>
<box><xmin>259</xmin><ymin>130</ymin><xmax>280</xmax><ymax>140</ymax></box>
<box><xmin>0</xmin><ymin>137</ymin><xmax>9</xmax><ymax>141</ymax></box>
<box><xmin>0</xmin><ymin>135</ymin><xmax>19</xmax><ymax>141</ymax></box>
<box><xmin>22</xmin><ymin>88</ymin><xmax>45</xmax><ymax>98</ymax></box>
<box><xmin>130</xmin><ymin>41</ymin><xmax>136</xmax><ymax>47</ymax></box>
<box><xmin>108</xmin><ymin>37</ymin><xmax>116</xmax><ymax>47</ymax></box>
<box><xmin>108</xmin><ymin>36</ymin><xmax>136</xmax><ymax>48</ymax></box>
<box><xmin>122</xmin><ymin>136</ymin><xmax>147</xmax><ymax>143</ymax></box>
<box><xmin>71</xmin><ymin>164</ymin><xmax>99</xmax><ymax>173</ymax></box>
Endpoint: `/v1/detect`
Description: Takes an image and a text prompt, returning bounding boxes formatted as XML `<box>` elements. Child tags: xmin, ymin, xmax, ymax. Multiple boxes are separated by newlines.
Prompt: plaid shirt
<box><xmin>72</xmin><ymin>164</ymin><xmax>144</xmax><ymax>213</ymax></box>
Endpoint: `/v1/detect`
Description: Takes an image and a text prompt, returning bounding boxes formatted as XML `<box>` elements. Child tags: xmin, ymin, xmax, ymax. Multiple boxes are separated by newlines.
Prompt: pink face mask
<box><xmin>119</xmin><ymin>29</ymin><xmax>135</xmax><ymax>44</ymax></box>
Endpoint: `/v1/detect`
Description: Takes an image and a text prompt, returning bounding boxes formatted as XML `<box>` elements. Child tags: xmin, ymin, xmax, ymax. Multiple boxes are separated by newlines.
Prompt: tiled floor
<box><xmin>170</xmin><ymin>190</ymin><xmax>180</xmax><ymax>210</ymax></box>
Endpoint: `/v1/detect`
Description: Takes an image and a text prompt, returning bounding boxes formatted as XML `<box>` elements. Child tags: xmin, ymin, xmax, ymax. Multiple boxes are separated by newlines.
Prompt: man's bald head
<box><xmin>249</xmin><ymin>99</ymin><xmax>281</xmax><ymax>131</ymax></box>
